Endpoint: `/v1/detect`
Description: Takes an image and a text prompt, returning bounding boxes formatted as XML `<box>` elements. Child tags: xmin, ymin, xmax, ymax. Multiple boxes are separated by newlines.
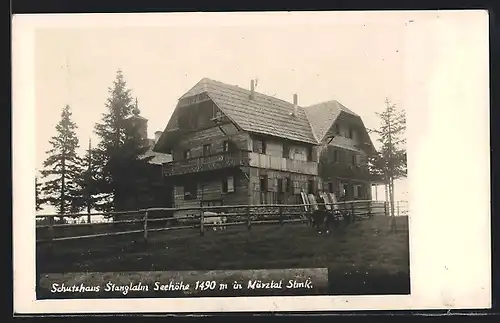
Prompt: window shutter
<box><xmin>227</xmin><ymin>176</ymin><xmax>235</xmax><ymax>192</ymax></box>
<box><xmin>267</xmin><ymin>177</ymin><xmax>275</xmax><ymax>192</ymax></box>
<box><xmin>310</xmin><ymin>147</ymin><xmax>318</xmax><ymax>162</ymax></box>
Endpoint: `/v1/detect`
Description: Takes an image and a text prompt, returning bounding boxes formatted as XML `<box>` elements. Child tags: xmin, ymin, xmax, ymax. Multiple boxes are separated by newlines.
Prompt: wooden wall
<box><xmin>172</xmin><ymin>124</ymin><xmax>249</xmax><ymax>161</ymax></box>
<box><xmin>247</xmin><ymin>167</ymin><xmax>320</xmax><ymax>205</ymax></box>
<box><xmin>248</xmin><ymin>135</ymin><xmax>312</xmax><ymax>161</ymax></box>
<box><xmin>172</xmin><ymin>170</ymin><xmax>249</xmax><ymax>217</ymax></box>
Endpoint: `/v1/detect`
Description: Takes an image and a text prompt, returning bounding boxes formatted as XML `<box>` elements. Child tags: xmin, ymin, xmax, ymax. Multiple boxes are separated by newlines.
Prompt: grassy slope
<box><xmin>38</xmin><ymin>215</ymin><xmax>409</xmax><ymax>296</ymax></box>
<box><xmin>38</xmin><ymin>215</ymin><xmax>409</xmax><ymax>272</ymax></box>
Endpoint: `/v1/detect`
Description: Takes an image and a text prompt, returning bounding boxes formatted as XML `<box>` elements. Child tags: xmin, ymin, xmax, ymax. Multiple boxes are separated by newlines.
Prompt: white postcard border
<box><xmin>13</xmin><ymin>11</ymin><xmax>491</xmax><ymax>313</ymax></box>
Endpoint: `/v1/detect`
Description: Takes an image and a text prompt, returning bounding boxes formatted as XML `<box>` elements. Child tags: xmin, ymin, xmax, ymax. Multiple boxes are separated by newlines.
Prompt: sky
<box><xmin>34</xmin><ymin>12</ymin><xmax>412</xmax><ymax>208</ymax></box>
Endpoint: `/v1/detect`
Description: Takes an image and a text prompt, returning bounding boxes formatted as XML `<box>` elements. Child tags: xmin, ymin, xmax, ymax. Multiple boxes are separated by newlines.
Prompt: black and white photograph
<box><xmin>13</xmin><ymin>11</ymin><xmax>491</xmax><ymax>313</ymax></box>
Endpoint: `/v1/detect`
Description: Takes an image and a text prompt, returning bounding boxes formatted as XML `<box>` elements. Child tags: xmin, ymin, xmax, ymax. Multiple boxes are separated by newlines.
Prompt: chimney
<box><xmin>250</xmin><ymin>79</ymin><xmax>255</xmax><ymax>100</ymax></box>
<box><xmin>154</xmin><ymin>131</ymin><xmax>162</xmax><ymax>143</ymax></box>
<box><xmin>292</xmin><ymin>93</ymin><xmax>298</xmax><ymax>116</ymax></box>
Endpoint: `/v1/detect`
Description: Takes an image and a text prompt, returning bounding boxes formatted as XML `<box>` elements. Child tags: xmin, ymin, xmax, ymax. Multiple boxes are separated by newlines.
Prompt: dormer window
<box><xmin>348</xmin><ymin>126</ymin><xmax>354</xmax><ymax>139</ymax></box>
<box><xmin>307</xmin><ymin>147</ymin><xmax>314</xmax><ymax>161</ymax></box>
<box><xmin>334</xmin><ymin>124</ymin><xmax>341</xmax><ymax>135</ymax></box>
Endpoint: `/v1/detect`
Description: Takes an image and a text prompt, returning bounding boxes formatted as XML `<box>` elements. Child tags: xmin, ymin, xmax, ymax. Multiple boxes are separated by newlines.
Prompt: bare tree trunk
<box><xmin>389</xmin><ymin>177</ymin><xmax>396</xmax><ymax>232</ymax></box>
<box><xmin>60</xmin><ymin>160</ymin><xmax>66</xmax><ymax>224</ymax></box>
<box><xmin>87</xmin><ymin>204</ymin><xmax>91</xmax><ymax>224</ymax></box>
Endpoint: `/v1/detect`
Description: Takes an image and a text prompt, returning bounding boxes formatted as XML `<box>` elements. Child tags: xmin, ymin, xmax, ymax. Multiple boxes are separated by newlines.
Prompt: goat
<box><xmin>202</xmin><ymin>211</ymin><xmax>227</xmax><ymax>231</ymax></box>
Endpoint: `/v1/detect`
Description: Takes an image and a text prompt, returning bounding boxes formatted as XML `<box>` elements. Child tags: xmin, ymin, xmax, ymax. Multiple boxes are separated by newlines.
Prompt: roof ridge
<box><xmin>201</xmin><ymin>77</ymin><xmax>300</xmax><ymax>107</ymax></box>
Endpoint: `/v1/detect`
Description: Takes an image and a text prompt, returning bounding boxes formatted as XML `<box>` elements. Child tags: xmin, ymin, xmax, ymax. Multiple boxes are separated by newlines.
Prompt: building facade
<box><xmin>153</xmin><ymin>78</ymin><xmax>378</xmax><ymax>216</ymax></box>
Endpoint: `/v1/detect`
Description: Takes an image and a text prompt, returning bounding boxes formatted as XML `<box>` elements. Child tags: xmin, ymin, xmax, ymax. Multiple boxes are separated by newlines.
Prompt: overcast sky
<box><xmin>32</xmin><ymin>12</ymin><xmax>431</xmax><ymax>204</ymax></box>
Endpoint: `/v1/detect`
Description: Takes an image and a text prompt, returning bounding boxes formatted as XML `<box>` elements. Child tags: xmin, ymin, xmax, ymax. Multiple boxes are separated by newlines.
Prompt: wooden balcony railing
<box><xmin>163</xmin><ymin>151</ymin><xmax>320</xmax><ymax>177</ymax></box>
<box><xmin>247</xmin><ymin>152</ymin><xmax>318</xmax><ymax>175</ymax></box>
<box><xmin>319</xmin><ymin>162</ymin><xmax>374</xmax><ymax>182</ymax></box>
<box><xmin>163</xmin><ymin>151</ymin><xmax>250</xmax><ymax>177</ymax></box>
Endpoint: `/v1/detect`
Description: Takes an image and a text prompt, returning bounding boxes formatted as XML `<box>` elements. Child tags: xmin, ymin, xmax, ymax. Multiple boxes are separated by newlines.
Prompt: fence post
<box><xmin>368</xmin><ymin>200</ymin><xmax>372</xmax><ymax>217</ymax></box>
<box><xmin>200</xmin><ymin>206</ymin><xmax>205</xmax><ymax>236</ymax></box>
<box><xmin>279</xmin><ymin>205</ymin><xmax>284</xmax><ymax>227</ymax></box>
<box><xmin>397</xmin><ymin>201</ymin><xmax>400</xmax><ymax>217</ymax></box>
<box><xmin>143</xmin><ymin>211</ymin><xmax>149</xmax><ymax>244</ymax></box>
<box><xmin>48</xmin><ymin>215</ymin><xmax>54</xmax><ymax>249</ymax></box>
<box><xmin>384</xmin><ymin>201</ymin><xmax>388</xmax><ymax>216</ymax></box>
<box><xmin>351</xmin><ymin>201</ymin><xmax>355</xmax><ymax>221</ymax></box>
<box><xmin>246</xmin><ymin>206</ymin><xmax>252</xmax><ymax>231</ymax></box>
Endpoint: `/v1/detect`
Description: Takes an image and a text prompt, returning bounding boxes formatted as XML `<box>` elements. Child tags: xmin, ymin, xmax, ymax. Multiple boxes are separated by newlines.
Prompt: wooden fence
<box><xmin>36</xmin><ymin>200</ymin><xmax>408</xmax><ymax>244</ymax></box>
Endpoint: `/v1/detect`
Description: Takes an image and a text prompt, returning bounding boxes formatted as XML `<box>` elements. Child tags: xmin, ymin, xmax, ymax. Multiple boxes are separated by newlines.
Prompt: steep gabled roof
<box><xmin>156</xmin><ymin>78</ymin><xmax>375</xmax><ymax>154</ymax></box>
<box><xmin>174</xmin><ymin>78</ymin><xmax>317</xmax><ymax>144</ymax></box>
<box><xmin>304</xmin><ymin>100</ymin><xmax>376</xmax><ymax>154</ymax></box>
<box><xmin>303</xmin><ymin>100</ymin><xmax>359</xmax><ymax>142</ymax></box>
<box><xmin>141</xmin><ymin>139</ymin><xmax>172</xmax><ymax>165</ymax></box>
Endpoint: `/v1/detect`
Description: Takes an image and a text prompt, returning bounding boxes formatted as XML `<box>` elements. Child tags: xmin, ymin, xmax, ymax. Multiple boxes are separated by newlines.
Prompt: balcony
<box><xmin>163</xmin><ymin>151</ymin><xmax>249</xmax><ymax>177</ymax></box>
<box><xmin>247</xmin><ymin>152</ymin><xmax>318</xmax><ymax>175</ymax></box>
<box><xmin>319</xmin><ymin>162</ymin><xmax>375</xmax><ymax>182</ymax></box>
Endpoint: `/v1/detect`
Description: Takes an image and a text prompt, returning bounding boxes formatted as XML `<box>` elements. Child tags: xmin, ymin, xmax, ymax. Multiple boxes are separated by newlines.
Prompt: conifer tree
<box><xmin>35</xmin><ymin>176</ymin><xmax>43</xmax><ymax>212</ymax></box>
<box><xmin>93</xmin><ymin>69</ymin><xmax>152</xmax><ymax>213</ymax></box>
<box><xmin>368</xmin><ymin>98</ymin><xmax>407</xmax><ymax>232</ymax></box>
<box><xmin>40</xmin><ymin>105</ymin><xmax>82</xmax><ymax>222</ymax></box>
<box><xmin>73</xmin><ymin>138</ymin><xmax>99</xmax><ymax>223</ymax></box>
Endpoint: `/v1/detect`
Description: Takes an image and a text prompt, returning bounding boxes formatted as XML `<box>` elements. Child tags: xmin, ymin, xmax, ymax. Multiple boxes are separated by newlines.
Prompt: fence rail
<box><xmin>36</xmin><ymin>200</ymin><xmax>408</xmax><ymax>244</ymax></box>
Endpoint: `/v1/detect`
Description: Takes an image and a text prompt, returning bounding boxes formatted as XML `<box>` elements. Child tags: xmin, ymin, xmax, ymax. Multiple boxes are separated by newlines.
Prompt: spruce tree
<box><xmin>93</xmin><ymin>69</ymin><xmax>152</xmax><ymax>213</ymax></box>
<box><xmin>73</xmin><ymin>138</ymin><xmax>99</xmax><ymax>223</ymax></box>
<box><xmin>35</xmin><ymin>176</ymin><xmax>43</xmax><ymax>212</ymax></box>
<box><xmin>40</xmin><ymin>105</ymin><xmax>82</xmax><ymax>222</ymax></box>
<box><xmin>368</xmin><ymin>98</ymin><xmax>407</xmax><ymax>232</ymax></box>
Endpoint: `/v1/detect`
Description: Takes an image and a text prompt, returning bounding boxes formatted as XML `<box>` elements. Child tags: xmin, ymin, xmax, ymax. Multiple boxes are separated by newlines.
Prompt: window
<box><xmin>203</xmin><ymin>144</ymin><xmax>212</xmax><ymax>156</ymax></box>
<box><xmin>333</xmin><ymin>150</ymin><xmax>339</xmax><ymax>163</ymax></box>
<box><xmin>308</xmin><ymin>180</ymin><xmax>315</xmax><ymax>194</ymax></box>
<box><xmin>338</xmin><ymin>150</ymin><xmax>346</xmax><ymax>163</ymax></box>
<box><xmin>341</xmin><ymin>182</ymin><xmax>349</xmax><ymax>198</ymax></box>
<box><xmin>354</xmin><ymin>184</ymin><xmax>363</xmax><ymax>199</ymax></box>
<box><xmin>328</xmin><ymin>182</ymin><xmax>334</xmax><ymax>193</ymax></box>
<box><xmin>348</xmin><ymin>126</ymin><xmax>354</xmax><ymax>139</ymax></box>
<box><xmin>292</xmin><ymin>181</ymin><xmax>301</xmax><ymax>194</ymax></box>
<box><xmin>184</xmin><ymin>182</ymin><xmax>197</xmax><ymax>200</ymax></box>
<box><xmin>334</xmin><ymin>124</ymin><xmax>341</xmax><ymax>135</ymax></box>
<box><xmin>222</xmin><ymin>140</ymin><xmax>230</xmax><ymax>152</ymax></box>
<box><xmin>213</xmin><ymin>106</ymin><xmax>223</xmax><ymax>120</ymax></box>
<box><xmin>284</xmin><ymin>177</ymin><xmax>291</xmax><ymax>193</ymax></box>
<box><xmin>183</xmin><ymin>149</ymin><xmax>191</xmax><ymax>159</ymax></box>
<box><xmin>307</xmin><ymin>147</ymin><xmax>313</xmax><ymax>161</ymax></box>
<box><xmin>277</xmin><ymin>178</ymin><xmax>283</xmax><ymax>193</ymax></box>
<box><xmin>259</xmin><ymin>175</ymin><xmax>268</xmax><ymax>192</ymax></box>
<box><xmin>253</xmin><ymin>138</ymin><xmax>266</xmax><ymax>154</ymax></box>
<box><xmin>282</xmin><ymin>144</ymin><xmax>290</xmax><ymax>158</ymax></box>
<box><xmin>351</xmin><ymin>154</ymin><xmax>357</xmax><ymax>166</ymax></box>
<box><xmin>222</xmin><ymin>176</ymin><xmax>235</xmax><ymax>193</ymax></box>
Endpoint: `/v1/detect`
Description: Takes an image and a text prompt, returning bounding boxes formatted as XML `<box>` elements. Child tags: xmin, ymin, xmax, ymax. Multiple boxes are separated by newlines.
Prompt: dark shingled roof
<box><xmin>158</xmin><ymin>78</ymin><xmax>374</xmax><ymax>152</ymax></box>
<box><xmin>303</xmin><ymin>100</ymin><xmax>359</xmax><ymax>142</ymax></box>
<box><xmin>178</xmin><ymin>78</ymin><xmax>317</xmax><ymax>144</ymax></box>
<box><xmin>142</xmin><ymin>139</ymin><xmax>172</xmax><ymax>165</ymax></box>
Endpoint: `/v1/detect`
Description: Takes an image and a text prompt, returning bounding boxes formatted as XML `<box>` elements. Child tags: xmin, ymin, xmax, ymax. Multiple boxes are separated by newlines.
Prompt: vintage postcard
<box><xmin>12</xmin><ymin>11</ymin><xmax>490</xmax><ymax>314</ymax></box>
